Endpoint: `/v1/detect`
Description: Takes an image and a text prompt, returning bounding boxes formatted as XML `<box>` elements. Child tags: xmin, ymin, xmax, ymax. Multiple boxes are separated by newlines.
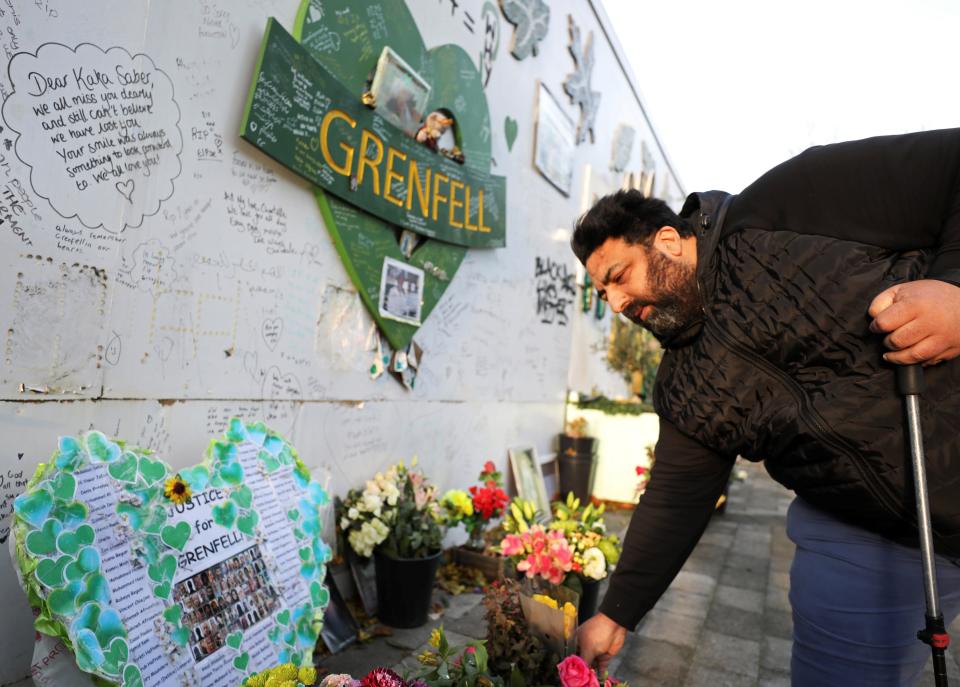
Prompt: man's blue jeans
<box><xmin>787</xmin><ymin>497</ymin><xmax>960</xmax><ymax>686</ymax></box>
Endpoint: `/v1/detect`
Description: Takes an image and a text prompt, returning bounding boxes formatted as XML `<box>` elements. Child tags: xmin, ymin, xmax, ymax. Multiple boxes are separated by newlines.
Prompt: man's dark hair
<box><xmin>571</xmin><ymin>190</ymin><xmax>693</xmax><ymax>264</ymax></box>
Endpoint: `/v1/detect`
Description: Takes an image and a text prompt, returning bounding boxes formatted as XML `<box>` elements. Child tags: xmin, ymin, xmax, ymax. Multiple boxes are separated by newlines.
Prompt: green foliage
<box><xmin>411</xmin><ymin>626</ymin><xmax>504</xmax><ymax>687</ymax></box>
<box><xmin>605</xmin><ymin>315</ymin><xmax>662</xmax><ymax>402</ymax></box>
<box><xmin>575</xmin><ymin>396</ymin><xmax>654</xmax><ymax>416</ymax></box>
<box><xmin>383</xmin><ymin>474</ymin><xmax>444</xmax><ymax>559</ymax></box>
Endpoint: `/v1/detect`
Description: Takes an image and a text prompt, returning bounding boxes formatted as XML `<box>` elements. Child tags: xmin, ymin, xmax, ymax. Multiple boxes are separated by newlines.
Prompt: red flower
<box><xmin>483</xmin><ymin>460</ymin><xmax>496</xmax><ymax>474</ymax></box>
<box><xmin>470</xmin><ymin>484</ymin><xmax>508</xmax><ymax>520</ymax></box>
<box><xmin>361</xmin><ymin>668</ymin><xmax>405</xmax><ymax>687</ymax></box>
<box><xmin>635</xmin><ymin>465</ymin><xmax>647</xmax><ymax>476</ymax></box>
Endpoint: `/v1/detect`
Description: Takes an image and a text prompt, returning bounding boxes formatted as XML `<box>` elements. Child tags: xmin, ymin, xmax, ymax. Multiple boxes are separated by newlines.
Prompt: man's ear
<box><xmin>653</xmin><ymin>225</ymin><xmax>683</xmax><ymax>257</ymax></box>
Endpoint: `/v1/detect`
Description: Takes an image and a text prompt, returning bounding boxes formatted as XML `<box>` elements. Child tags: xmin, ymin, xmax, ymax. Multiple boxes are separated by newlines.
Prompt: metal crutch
<box><xmin>898</xmin><ymin>364</ymin><xmax>950</xmax><ymax>686</ymax></box>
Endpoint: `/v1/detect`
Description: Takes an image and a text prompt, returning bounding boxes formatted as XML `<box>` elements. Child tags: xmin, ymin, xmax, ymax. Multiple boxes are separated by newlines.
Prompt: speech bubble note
<box><xmin>2</xmin><ymin>43</ymin><xmax>183</xmax><ymax>232</ymax></box>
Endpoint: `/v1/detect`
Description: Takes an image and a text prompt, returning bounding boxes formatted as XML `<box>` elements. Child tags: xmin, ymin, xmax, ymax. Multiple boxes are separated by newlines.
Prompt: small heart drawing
<box><xmin>504</xmin><ymin>116</ymin><xmax>519</xmax><ymax>152</ymax></box>
<box><xmin>261</xmin><ymin>317</ymin><xmax>283</xmax><ymax>351</ymax></box>
<box><xmin>115</xmin><ymin>179</ymin><xmax>134</xmax><ymax>203</ymax></box>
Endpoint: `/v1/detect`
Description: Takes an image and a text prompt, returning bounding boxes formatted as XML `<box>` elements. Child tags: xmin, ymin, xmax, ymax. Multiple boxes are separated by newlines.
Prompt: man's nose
<box><xmin>608</xmin><ymin>290</ymin><xmax>628</xmax><ymax>314</ymax></box>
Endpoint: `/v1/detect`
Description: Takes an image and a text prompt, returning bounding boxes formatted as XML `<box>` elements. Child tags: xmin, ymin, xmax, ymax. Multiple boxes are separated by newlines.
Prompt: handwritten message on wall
<box><xmin>3</xmin><ymin>43</ymin><xmax>183</xmax><ymax>232</ymax></box>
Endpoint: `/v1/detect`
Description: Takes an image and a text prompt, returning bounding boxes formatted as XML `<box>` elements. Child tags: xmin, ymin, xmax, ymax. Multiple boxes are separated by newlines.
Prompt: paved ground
<box><xmin>320</xmin><ymin>461</ymin><xmax>960</xmax><ymax>686</ymax></box>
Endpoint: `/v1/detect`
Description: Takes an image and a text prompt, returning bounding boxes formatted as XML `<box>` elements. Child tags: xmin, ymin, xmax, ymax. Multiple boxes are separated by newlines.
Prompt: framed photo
<box><xmin>509</xmin><ymin>446</ymin><xmax>550</xmax><ymax>517</ymax></box>
<box><xmin>369</xmin><ymin>46</ymin><xmax>431</xmax><ymax>137</ymax></box>
<box><xmin>379</xmin><ymin>256</ymin><xmax>425</xmax><ymax>326</ymax></box>
<box><xmin>534</xmin><ymin>82</ymin><xmax>576</xmax><ymax>196</ymax></box>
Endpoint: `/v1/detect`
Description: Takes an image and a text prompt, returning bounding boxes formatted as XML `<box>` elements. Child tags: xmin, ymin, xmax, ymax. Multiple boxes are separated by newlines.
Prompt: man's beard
<box><xmin>623</xmin><ymin>249</ymin><xmax>701</xmax><ymax>345</ymax></box>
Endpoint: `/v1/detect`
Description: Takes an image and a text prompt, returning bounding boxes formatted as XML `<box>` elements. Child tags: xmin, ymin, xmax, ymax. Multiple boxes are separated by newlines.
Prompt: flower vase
<box><xmin>373</xmin><ymin>548</ymin><xmax>441</xmax><ymax>628</ymax></box>
<box><xmin>466</xmin><ymin>526</ymin><xmax>486</xmax><ymax>551</ymax></box>
<box><xmin>578</xmin><ymin>577</ymin><xmax>601</xmax><ymax>623</ymax></box>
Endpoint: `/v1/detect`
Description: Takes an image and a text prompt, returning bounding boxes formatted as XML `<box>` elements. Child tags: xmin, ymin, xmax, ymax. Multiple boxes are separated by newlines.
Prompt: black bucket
<box><xmin>373</xmin><ymin>548</ymin><xmax>442</xmax><ymax>628</ymax></box>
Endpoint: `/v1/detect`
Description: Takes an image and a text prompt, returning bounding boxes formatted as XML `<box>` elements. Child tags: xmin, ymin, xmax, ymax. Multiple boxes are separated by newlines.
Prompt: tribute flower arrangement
<box><xmin>441</xmin><ymin>461</ymin><xmax>509</xmax><ymax>548</ymax></box>
<box><xmin>556</xmin><ymin>656</ymin><xmax>626</xmax><ymax>687</ymax></box>
<box><xmin>338</xmin><ymin>459</ymin><xmax>443</xmax><ymax>558</ymax></box>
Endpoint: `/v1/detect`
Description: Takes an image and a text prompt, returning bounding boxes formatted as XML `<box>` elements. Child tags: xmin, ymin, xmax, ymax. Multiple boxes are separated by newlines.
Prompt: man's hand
<box><xmin>578</xmin><ymin>612</ymin><xmax>627</xmax><ymax>675</ymax></box>
<box><xmin>868</xmin><ymin>279</ymin><xmax>960</xmax><ymax>366</ymax></box>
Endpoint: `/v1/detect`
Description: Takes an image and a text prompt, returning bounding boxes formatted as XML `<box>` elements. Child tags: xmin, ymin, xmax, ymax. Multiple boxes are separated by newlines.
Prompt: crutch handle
<box><xmin>897</xmin><ymin>364</ymin><xmax>925</xmax><ymax>396</ymax></box>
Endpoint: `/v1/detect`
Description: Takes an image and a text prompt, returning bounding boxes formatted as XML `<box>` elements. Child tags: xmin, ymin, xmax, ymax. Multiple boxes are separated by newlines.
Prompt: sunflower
<box><xmin>164</xmin><ymin>474</ymin><xmax>192</xmax><ymax>505</ymax></box>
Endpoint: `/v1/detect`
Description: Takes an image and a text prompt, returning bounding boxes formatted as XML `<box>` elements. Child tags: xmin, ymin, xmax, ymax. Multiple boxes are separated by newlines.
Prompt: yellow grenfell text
<box><xmin>448</xmin><ymin>179</ymin><xmax>465</xmax><ymax>229</ymax></box>
<box><xmin>407</xmin><ymin>160</ymin><xmax>431</xmax><ymax>218</ymax></box>
<box><xmin>384</xmin><ymin>147</ymin><xmax>407</xmax><ymax>207</ymax></box>
<box><xmin>317</xmin><ymin>109</ymin><xmax>495</xmax><ymax>234</ymax></box>
<box><xmin>357</xmin><ymin>129</ymin><xmax>384</xmax><ymax>196</ymax></box>
<box><xmin>320</xmin><ymin>109</ymin><xmax>356</xmax><ymax>176</ymax></box>
<box><xmin>432</xmin><ymin>172</ymin><xmax>450</xmax><ymax>222</ymax></box>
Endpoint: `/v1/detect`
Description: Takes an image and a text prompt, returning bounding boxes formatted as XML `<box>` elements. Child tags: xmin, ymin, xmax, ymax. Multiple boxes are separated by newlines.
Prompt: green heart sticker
<box><xmin>171</xmin><ymin>625</ymin><xmax>190</xmax><ymax>647</ymax></box>
<box><xmin>101</xmin><ymin>637</ymin><xmax>128</xmax><ymax>676</ymax></box>
<box><xmin>74</xmin><ymin>627</ymin><xmax>105</xmax><ymax>672</ymax></box>
<box><xmin>76</xmin><ymin>573</ymin><xmax>111</xmax><ymax>607</ymax></box>
<box><xmin>36</xmin><ymin>555</ymin><xmax>71</xmax><ymax>587</ymax></box>
<box><xmin>226</xmin><ymin>631</ymin><xmax>243</xmax><ymax>650</ymax></box>
<box><xmin>298</xmin><ymin>547</ymin><xmax>311</xmax><ymax>562</ymax></box>
<box><xmin>236</xmin><ymin>510</ymin><xmax>259</xmax><ymax>537</ymax></box>
<box><xmin>138</xmin><ymin>456</ymin><xmax>167</xmax><ymax>485</ymax></box>
<box><xmin>160</xmin><ymin>522</ymin><xmax>191</xmax><ymax>551</ymax></box>
<box><xmin>26</xmin><ymin>518</ymin><xmax>63</xmax><ymax>556</ymax></box>
<box><xmin>48</xmin><ymin>580</ymin><xmax>84</xmax><ymax>615</ymax></box>
<box><xmin>108</xmin><ymin>452</ymin><xmax>139</xmax><ymax>483</ymax></box>
<box><xmin>52</xmin><ymin>472</ymin><xmax>77</xmax><ymax>501</ymax></box>
<box><xmin>212</xmin><ymin>500</ymin><xmax>238</xmax><ymax>528</ymax></box>
<box><xmin>153</xmin><ymin>582</ymin><xmax>171</xmax><ymax>599</ymax></box>
<box><xmin>231</xmin><ymin>485</ymin><xmax>254</xmax><ymax>509</ymax></box>
<box><xmin>58</xmin><ymin>524</ymin><xmax>95</xmax><ymax>555</ymax></box>
<box><xmin>148</xmin><ymin>554</ymin><xmax>177</xmax><ymax>583</ymax></box>
<box><xmin>85</xmin><ymin>431</ymin><xmax>121</xmax><ymax>464</ymax></box>
<box><xmin>286</xmin><ymin>508</ymin><xmax>300</xmax><ymax>521</ymax></box>
<box><xmin>218</xmin><ymin>460</ymin><xmax>244</xmax><ymax>486</ymax></box>
<box><xmin>14</xmin><ymin>487</ymin><xmax>54</xmax><ymax>528</ymax></box>
<box><xmin>52</xmin><ymin>501</ymin><xmax>88</xmax><ymax>528</ymax></box>
<box><xmin>123</xmin><ymin>664</ymin><xmax>144</xmax><ymax>687</ymax></box>
<box><xmin>276</xmin><ymin>609</ymin><xmax>290</xmax><ymax>625</ymax></box>
<box><xmin>163</xmin><ymin>604</ymin><xmax>183</xmax><ymax>624</ymax></box>
<box><xmin>179</xmin><ymin>465</ymin><xmax>210</xmax><ymax>492</ymax></box>
<box><xmin>233</xmin><ymin>652</ymin><xmax>250</xmax><ymax>671</ymax></box>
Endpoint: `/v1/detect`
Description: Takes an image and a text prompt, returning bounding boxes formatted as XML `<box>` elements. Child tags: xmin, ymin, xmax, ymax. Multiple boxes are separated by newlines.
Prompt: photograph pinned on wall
<box><xmin>378</xmin><ymin>256</ymin><xmax>425</xmax><ymax>326</ymax></box>
<box><xmin>533</xmin><ymin>82</ymin><xmax>576</xmax><ymax>196</ymax></box>
<box><xmin>509</xmin><ymin>446</ymin><xmax>551</xmax><ymax>517</ymax></box>
<box><xmin>369</xmin><ymin>46</ymin><xmax>432</xmax><ymax>137</ymax></box>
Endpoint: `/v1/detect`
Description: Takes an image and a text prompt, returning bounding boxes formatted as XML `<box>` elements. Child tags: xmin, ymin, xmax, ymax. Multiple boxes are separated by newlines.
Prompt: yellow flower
<box><xmin>442</xmin><ymin>490</ymin><xmax>474</xmax><ymax>518</ymax></box>
<box><xmin>298</xmin><ymin>666</ymin><xmax>318</xmax><ymax>685</ymax></box>
<box><xmin>532</xmin><ymin>593</ymin><xmax>558</xmax><ymax>610</ymax></box>
<box><xmin>429</xmin><ymin>627</ymin><xmax>443</xmax><ymax>648</ymax></box>
<box><xmin>163</xmin><ymin>474</ymin><xmax>192</xmax><ymax>505</ymax></box>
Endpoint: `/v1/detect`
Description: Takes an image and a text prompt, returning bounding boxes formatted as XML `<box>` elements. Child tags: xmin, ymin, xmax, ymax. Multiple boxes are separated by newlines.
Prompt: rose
<box><xmin>557</xmin><ymin>655</ymin><xmax>600</xmax><ymax>687</ymax></box>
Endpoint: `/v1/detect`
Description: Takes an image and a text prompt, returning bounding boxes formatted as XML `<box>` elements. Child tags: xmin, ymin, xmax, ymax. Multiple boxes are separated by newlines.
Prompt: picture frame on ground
<box><xmin>509</xmin><ymin>445</ymin><xmax>550</xmax><ymax>517</ymax></box>
<box><xmin>379</xmin><ymin>256</ymin><xmax>424</xmax><ymax>326</ymax></box>
<box><xmin>534</xmin><ymin>82</ymin><xmax>576</xmax><ymax>196</ymax></box>
<box><xmin>369</xmin><ymin>46</ymin><xmax>432</xmax><ymax>137</ymax></box>
<box><xmin>320</xmin><ymin>570</ymin><xmax>359</xmax><ymax>654</ymax></box>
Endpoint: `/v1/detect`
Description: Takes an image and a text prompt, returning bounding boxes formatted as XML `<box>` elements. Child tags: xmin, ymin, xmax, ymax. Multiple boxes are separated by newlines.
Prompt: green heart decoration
<box><xmin>12</xmin><ymin>418</ymin><xmax>331</xmax><ymax>683</ymax></box>
<box><xmin>240</xmin><ymin>0</ymin><xmax>503</xmax><ymax>352</ymax></box>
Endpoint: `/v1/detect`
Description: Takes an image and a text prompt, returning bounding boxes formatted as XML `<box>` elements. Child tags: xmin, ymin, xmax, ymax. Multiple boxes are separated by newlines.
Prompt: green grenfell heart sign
<box><xmin>239</xmin><ymin>0</ymin><xmax>506</xmax><ymax>350</ymax></box>
<box><xmin>12</xmin><ymin>420</ymin><xmax>332</xmax><ymax>686</ymax></box>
